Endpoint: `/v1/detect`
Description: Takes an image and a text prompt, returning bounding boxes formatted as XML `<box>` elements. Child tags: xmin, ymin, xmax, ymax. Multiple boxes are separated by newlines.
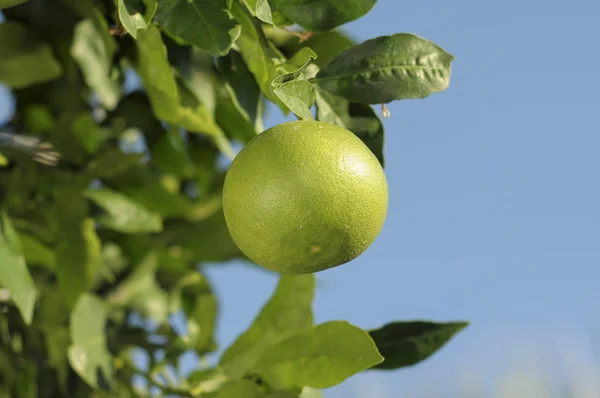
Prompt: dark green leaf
<box><xmin>0</xmin><ymin>211</ymin><xmax>36</xmax><ymax>324</ymax></box>
<box><xmin>315</xmin><ymin>86</ymin><xmax>384</xmax><ymax>166</ymax></box>
<box><xmin>0</xmin><ymin>21</ymin><xmax>63</xmax><ymax>88</ymax></box>
<box><xmin>314</xmin><ymin>33</ymin><xmax>454</xmax><ymax>104</ymax></box>
<box><xmin>368</xmin><ymin>320</ymin><xmax>468</xmax><ymax>370</ymax></box>
<box><xmin>53</xmin><ymin>190</ymin><xmax>102</xmax><ymax>306</ymax></box>
<box><xmin>273</xmin><ymin>80</ymin><xmax>315</xmax><ymax>120</ymax></box>
<box><xmin>71</xmin><ymin>19</ymin><xmax>121</xmax><ymax>110</ymax></box>
<box><xmin>220</xmin><ymin>275</ymin><xmax>314</xmax><ymax>378</ymax></box>
<box><xmin>229</xmin><ymin>0</ymin><xmax>287</xmax><ymax>112</ymax></box>
<box><xmin>255</xmin><ymin>321</ymin><xmax>383</xmax><ymax>389</ymax></box>
<box><xmin>215</xmin><ymin>83</ymin><xmax>259</xmax><ymax>144</ymax></box>
<box><xmin>155</xmin><ymin>0</ymin><xmax>241</xmax><ymax>56</ymax></box>
<box><xmin>68</xmin><ymin>293</ymin><xmax>113</xmax><ymax>389</ymax></box>
<box><xmin>0</xmin><ymin>0</ymin><xmax>29</xmax><ymax>7</ymax></box>
<box><xmin>135</xmin><ymin>24</ymin><xmax>180</xmax><ymax>123</ymax></box>
<box><xmin>216</xmin><ymin>50</ymin><xmax>263</xmax><ymax>135</ymax></box>
<box><xmin>118</xmin><ymin>0</ymin><xmax>158</xmax><ymax>39</ymax></box>
<box><xmin>275</xmin><ymin>0</ymin><xmax>376</xmax><ymax>31</ymax></box>
<box><xmin>84</xmin><ymin>188</ymin><xmax>163</xmax><ymax>234</ymax></box>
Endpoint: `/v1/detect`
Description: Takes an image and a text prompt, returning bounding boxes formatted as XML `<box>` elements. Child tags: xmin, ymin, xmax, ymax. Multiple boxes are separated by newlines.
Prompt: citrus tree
<box><xmin>0</xmin><ymin>0</ymin><xmax>468</xmax><ymax>396</ymax></box>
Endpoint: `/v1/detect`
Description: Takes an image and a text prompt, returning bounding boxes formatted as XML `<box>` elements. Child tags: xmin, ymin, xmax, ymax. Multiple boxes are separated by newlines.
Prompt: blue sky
<box><xmin>2</xmin><ymin>0</ymin><xmax>600</xmax><ymax>395</ymax></box>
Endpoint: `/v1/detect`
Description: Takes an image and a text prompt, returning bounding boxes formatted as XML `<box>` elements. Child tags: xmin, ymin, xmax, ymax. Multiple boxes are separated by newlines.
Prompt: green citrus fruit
<box><xmin>222</xmin><ymin>120</ymin><xmax>388</xmax><ymax>274</ymax></box>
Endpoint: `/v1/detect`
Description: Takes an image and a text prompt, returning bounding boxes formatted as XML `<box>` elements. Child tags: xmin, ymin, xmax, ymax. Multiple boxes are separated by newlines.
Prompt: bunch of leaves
<box><xmin>0</xmin><ymin>0</ymin><xmax>464</xmax><ymax>396</ymax></box>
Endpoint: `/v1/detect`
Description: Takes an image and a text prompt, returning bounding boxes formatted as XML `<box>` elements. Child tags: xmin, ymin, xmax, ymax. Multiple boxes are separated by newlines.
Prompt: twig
<box><xmin>381</xmin><ymin>104</ymin><xmax>391</xmax><ymax>119</ymax></box>
<box><xmin>280</xmin><ymin>27</ymin><xmax>314</xmax><ymax>42</ymax></box>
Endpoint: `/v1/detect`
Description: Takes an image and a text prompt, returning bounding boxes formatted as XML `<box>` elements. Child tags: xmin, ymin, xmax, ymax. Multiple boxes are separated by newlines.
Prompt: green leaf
<box><xmin>314</xmin><ymin>33</ymin><xmax>455</xmax><ymax>104</ymax></box>
<box><xmin>177</xmin><ymin>81</ymin><xmax>235</xmax><ymax>159</ymax></box>
<box><xmin>168</xmin><ymin>271</ymin><xmax>218</xmax><ymax>355</ymax></box>
<box><xmin>45</xmin><ymin>327</ymin><xmax>70</xmax><ymax>394</ymax></box>
<box><xmin>84</xmin><ymin>188</ymin><xmax>163</xmax><ymax>234</ymax></box>
<box><xmin>229</xmin><ymin>0</ymin><xmax>287</xmax><ymax>112</ymax></box>
<box><xmin>266</xmin><ymin>392</ymin><xmax>299</xmax><ymax>398</ymax></box>
<box><xmin>17</xmin><ymin>232</ymin><xmax>56</xmax><ymax>270</ymax></box>
<box><xmin>117</xmin><ymin>0</ymin><xmax>158</xmax><ymax>39</ymax></box>
<box><xmin>106</xmin><ymin>253</ymin><xmax>169</xmax><ymax>324</ymax></box>
<box><xmin>275</xmin><ymin>0</ymin><xmax>376</xmax><ymax>31</ymax></box>
<box><xmin>368</xmin><ymin>320</ymin><xmax>468</xmax><ymax>370</ymax></box>
<box><xmin>275</xmin><ymin>30</ymin><xmax>355</xmax><ymax>69</ymax></box>
<box><xmin>53</xmin><ymin>190</ymin><xmax>102</xmax><ymax>306</ymax></box>
<box><xmin>0</xmin><ymin>21</ymin><xmax>63</xmax><ymax>88</ymax></box>
<box><xmin>255</xmin><ymin>0</ymin><xmax>274</xmax><ymax>24</ymax></box>
<box><xmin>68</xmin><ymin>293</ymin><xmax>113</xmax><ymax>389</ymax></box>
<box><xmin>188</xmin><ymin>367</ymin><xmax>228</xmax><ymax>396</ymax></box>
<box><xmin>135</xmin><ymin>24</ymin><xmax>180</xmax><ymax>123</ymax></box>
<box><xmin>220</xmin><ymin>275</ymin><xmax>315</xmax><ymax>378</ymax></box>
<box><xmin>0</xmin><ymin>0</ymin><xmax>29</xmax><ymax>8</ymax></box>
<box><xmin>271</xmin><ymin>48</ymin><xmax>317</xmax><ymax>120</ymax></box>
<box><xmin>255</xmin><ymin>321</ymin><xmax>384</xmax><ymax>389</ymax></box>
<box><xmin>315</xmin><ymin>86</ymin><xmax>384</xmax><ymax>166</ymax></box>
<box><xmin>71</xmin><ymin>19</ymin><xmax>121</xmax><ymax>110</ymax></box>
<box><xmin>155</xmin><ymin>0</ymin><xmax>241</xmax><ymax>56</ymax></box>
<box><xmin>216</xmin><ymin>50</ymin><xmax>263</xmax><ymax>136</ymax></box>
<box><xmin>159</xmin><ymin>208</ymin><xmax>243</xmax><ymax>262</ymax></box>
<box><xmin>215</xmin><ymin>380</ymin><xmax>264</xmax><ymax>398</ymax></box>
<box><xmin>273</xmin><ymin>47</ymin><xmax>317</xmax><ymax>80</ymax></box>
<box><xmin>0</xmin><ymin>212</ymin><xmax>36</xmax><ymax>325</ymax></box>
<box><xmin>273</xmin><ymin>80</ymin><xmax>315</xmax><ymax>120</ymax></box>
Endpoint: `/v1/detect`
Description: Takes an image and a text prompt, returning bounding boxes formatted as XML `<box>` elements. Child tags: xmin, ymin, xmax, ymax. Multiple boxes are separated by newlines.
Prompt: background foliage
<box><xmin>0</xmin><ymin>0</ymin><xmax>464</xmax><ymax>396</ymax></box>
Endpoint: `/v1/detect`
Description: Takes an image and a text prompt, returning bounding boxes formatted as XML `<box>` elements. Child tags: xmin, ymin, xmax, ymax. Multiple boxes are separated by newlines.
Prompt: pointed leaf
<box><xmin>274</xmin><ymin>80</ymin><xmax>315</xmax><ymax>120</ymax></box>
<box><xmin>255</xmin><ymin>0</ymin><xmax>273</xmax><ymax>24</ymax></box>
<box><xmin>68</xmin><ymin>293</ymin><xmax>113</xmax><ymax>389</ymax></box>
<box><xmin>84</xmin><ymin>188</ymin><xmax>163</xmax><ymax>234</ymax></box>
<box><xmin>229</xmin><ymin>0</ymin><xmax>287</xmax><ymax>111</ymax></box>
<box><xmin>255</xmin><ymin>321</ymin><xmax>384</xmax><ymax>389</ymax></box>
<box><xmin>0</xmin><ymin>21</ymin><xmax>62</xmax><ymax>88</ymax></box>
<box><xmin>155</xmin><ymin>0</ymin><xmax>240</xmax><ymax>56</ymax></box>
<box><xmin>314</xmin><ymin>33</ymin><xmax>454</xmax><ymax>104</ymax></box>
<box><xmin>217</xmin><ymin>50</ymin><xmax>263</xmax><ymax>135</ymax></box>
<box><xmin>71</xmin><ymin>19</ymin><xmax>121</xmax><ymax>110</ymax></box>
<box><xmin>0</xmin><ymin>212</ymin><xmax>36</xmax><ymax>324</ymax></box>
<box><xmin>220</xmin><ymin>275</ymin><xmax>315</xmax><ymax>378</ymax></box>
<box><xmin>118</xmin><ymin>0</ymin><xmax>157</xmax><ymax>39</ymax></box>
<box><xmin>368</xmin><ymin>320</ymin><xmax>468</xmax><ymax>370</ymax></box>
<box><xmin>275</xmin><ymin>0</ymin><xmax>376</xmax><ymax>31</ymax></box>
<box><xmin>135</xmin><ymin>25</ymin><xmax>180</xmax><ymax>123</ymax></box>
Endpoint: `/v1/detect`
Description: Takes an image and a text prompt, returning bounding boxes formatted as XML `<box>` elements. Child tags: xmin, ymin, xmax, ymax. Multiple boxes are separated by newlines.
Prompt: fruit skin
<box><xmin>222</xmin><ymin>120</ymin><xmax>388</xmax><ymax>274</ymax></box>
